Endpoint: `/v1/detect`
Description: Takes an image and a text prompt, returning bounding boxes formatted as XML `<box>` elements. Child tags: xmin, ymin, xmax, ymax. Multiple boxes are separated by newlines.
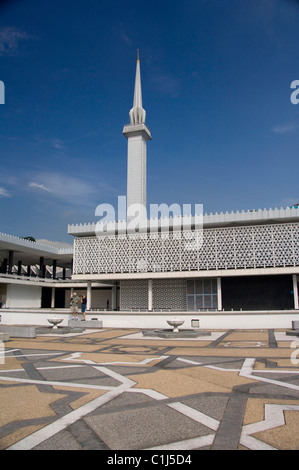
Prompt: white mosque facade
<box><xmin>1</xmin><ymin>56</ymin><xmax>299</xmax><ymax>329</ymax></box>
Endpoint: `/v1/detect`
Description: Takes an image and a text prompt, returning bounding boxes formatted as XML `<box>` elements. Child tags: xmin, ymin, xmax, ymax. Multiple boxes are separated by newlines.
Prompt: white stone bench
<box><xmin>68</xmin><ymin>319</ymin><xmax>103</xmax><ymax>329</ymax></box>
<box><xmin>0</xmin><ymin>326</ymin><xmax>36</xmax><ymax>338</ymax></box>
<box><xmin>0</xmin><ymin>331</ymin><xmax>10</xmax><ymax>342</ymax></box>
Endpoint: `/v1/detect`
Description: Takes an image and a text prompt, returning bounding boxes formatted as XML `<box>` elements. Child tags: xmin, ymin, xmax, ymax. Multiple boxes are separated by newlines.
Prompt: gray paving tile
<box><xmin>180</xmin><ymin>395</ymin><xmax>229</xmax><ymax>421</ymax></box>
<box><xmin>85</xmin><ymin>404</ymin><xmax>212</xmax><ymax>450</ymax></box>
<box><xmin>33</xmin><ymin>429</ymin><xmax>82</xmax><ymax>450</ymax></box>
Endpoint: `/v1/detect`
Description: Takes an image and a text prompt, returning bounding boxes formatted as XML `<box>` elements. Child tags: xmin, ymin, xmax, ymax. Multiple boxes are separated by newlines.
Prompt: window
<box><xmin>187</xmin><ymin>279</ymin><xmax>218</xmax><ymax>311</ymax></box>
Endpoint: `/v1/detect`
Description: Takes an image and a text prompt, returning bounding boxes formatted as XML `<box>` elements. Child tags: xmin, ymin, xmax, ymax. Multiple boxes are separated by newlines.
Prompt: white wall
<box><xmin>6</xmin><ymin>284</ymin><xmax>42</xmax><ymax>308</ymax></box>
<box><xmin>0</xmin><ymin>284</ymin><xmax>7</xmax><ymax>307</ymax></box>
<box><xmin>0</xmin><ymin>309</ymin><xmax>298</xmax><ymax>329</ymax></box>
<box><xmin>84</xmin><ymin>312</ymin><xmax>299</xmax><ymax>330</ymax></box>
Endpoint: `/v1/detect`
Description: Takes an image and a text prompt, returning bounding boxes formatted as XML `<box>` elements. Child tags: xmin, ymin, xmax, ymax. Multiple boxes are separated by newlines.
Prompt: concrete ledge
<box><xmin>0</xmin><ymin>326</ymin><xmax>36</xmax><ymax>338</ymax></box>
<box><xmin>68</xmin><ymin>319</ymin><xmax>103</xmax><ymax>329</ymax></box>
<box><xmin>1</xmin><ymin>309</ymin><xmax>299</xmax><ymax>330</ymax></box>
<box><xmin>286</xmin><ymin>321</ymin><xmax>299</xmax><ymax>335</ymax></box>
<box><xmin>286</xmin><ymin>330</ymin><xmax>299</xmax><ymax>336</ymax></box>
<box><xmin>143</xmin><ymin>329</ymin><xmax>211</xmax><ymax>338</ymax></box>
<box><xmin>0</xmin><ymin>331</ymin><xmax>10</xmax><ymax>342</ymax></box>
<box><xmin>36</xmin><ymin>326</ymin><xmax>85</xmax><ymax>335</ymax></box>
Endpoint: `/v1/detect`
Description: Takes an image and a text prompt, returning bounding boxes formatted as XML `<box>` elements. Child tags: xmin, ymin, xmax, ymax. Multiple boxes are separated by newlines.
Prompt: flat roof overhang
<box><xmin>71</xmin><ymin>266</ymin><xmax>299</xmax><ymax>281</ymax></box>
<box><xmin>0</xmin><ymin>234</ymin><xmax>73</xmax><ymax>268</ymax></box>
<box><xmin>0</xmin><ymin>275</ymin><xmax>114</xmax><ymax>288</ymax></box>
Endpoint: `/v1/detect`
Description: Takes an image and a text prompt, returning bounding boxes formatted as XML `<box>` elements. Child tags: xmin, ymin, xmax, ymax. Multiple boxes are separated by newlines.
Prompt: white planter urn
<box><xmin>167</xmin><ymin>318</ymin><xmax>185</xmax><ymax>333</ymax></box>
<box><xmin>47</xmin><ymin>317</ymin><xmax>63</xmax><ymax>330</ymax></box>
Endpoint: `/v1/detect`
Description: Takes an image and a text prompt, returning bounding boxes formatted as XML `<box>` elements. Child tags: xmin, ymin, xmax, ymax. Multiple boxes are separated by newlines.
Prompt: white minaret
<box><xmin>123</xmin><ymin>51</ymin><xmax>151</xmax><ymax>222</ymax></box>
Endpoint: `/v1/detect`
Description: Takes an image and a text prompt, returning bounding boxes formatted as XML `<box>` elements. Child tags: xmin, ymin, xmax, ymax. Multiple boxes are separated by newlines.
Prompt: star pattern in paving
<box><xmin>1</xmin><ymin>328</ymin><xmax>299</xmax><ymax>450</ymax></box>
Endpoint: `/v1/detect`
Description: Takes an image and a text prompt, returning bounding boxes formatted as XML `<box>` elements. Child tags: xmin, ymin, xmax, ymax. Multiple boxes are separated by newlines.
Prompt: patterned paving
<box><xmin>1</xmin><ymin>328</ymin><xmax>299</xmax><ymax>450</ymax></box>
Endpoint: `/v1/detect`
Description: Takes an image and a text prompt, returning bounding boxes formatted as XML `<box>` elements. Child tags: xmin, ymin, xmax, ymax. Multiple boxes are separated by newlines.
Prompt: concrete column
<box><xmin>111</xmin><ymin>285</ymin><xmax>117</xmax><ymax>310</ymax></box>
<box><xmin>39</xmin><ymin>257</ymin><xmax>45</xmax><ymax>278</ymax></box>
<box><xmin>8</xmin><ymin>250</ymin><xmax>14</xmax><ymax>274</ymax></box>
<box><xmin>1</xmin><ymin>259</ymin><xmax>7</xmax><ymax>274</ymax></box>
<box><xmin>51</xmin><ymin>287</ymin><xmax>55</xmax><ymax>308</ymax></box>
<box><xmin>293</xmin><ymin>275</ymin><xmax>299</xmax><ymax>310</ymax></box>
<box><xmin>217</xmin><ymin>277</ymin><xmax>222</xmax><ymax>311</ymax></box>
<box><xmin>148</xmin><ymin>279</ymin><xmax>153</xmax><ymax>311</ymax></box>
<box><xmin>87</xmin><ymin>281</ymin><xmax>92</xmax><ymax>310</ymax></box>
<box><xmin>17</xmin><ymin>261</ymin><xmax>22</xmax><ymax>276</ymax></box>
<box><xmin>27</xmin><ymin>265</ymin><xmax>31</xmax><ymax>277</ymax></box>
<box><xmin>5</xmin><ymin>284</ymin><xmax>10</xmax><ymax>308</ymax></box>
<box><xmin>52</xmin><ymin>260</ymin><xmax>57</xmax><ymax>279</ymax></box>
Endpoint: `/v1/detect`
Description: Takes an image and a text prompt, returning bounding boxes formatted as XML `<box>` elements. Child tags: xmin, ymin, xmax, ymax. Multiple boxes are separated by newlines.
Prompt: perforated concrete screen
<box><xmin>73</xmin><ymin>222</ymin><xmax>299</xmax><ymax>275</ymax></box>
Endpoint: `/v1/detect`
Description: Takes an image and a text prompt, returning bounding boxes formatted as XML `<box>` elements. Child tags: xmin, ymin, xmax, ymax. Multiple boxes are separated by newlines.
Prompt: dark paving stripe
<box><xmin>268</xmin><ymin>329</ymin><xmax>278</xmax><ymax>348</ymax></box>
<box><xmin>21</xmin><ymin>362</ymin><xmax>54</xmax><ymax>393</ymax></box>
<box><xmin>0</xmin><ymin>417</ymin><xmax>54</xmax><ymax>440</ymax></box>
<box><xmin>211</xmin><ymin>390</ymin><xmax>247</xmax><ymax>450</ymax></box>
<box><xmin>207</xmin><ymin>330</ymin><xmax>234</xmax><ymax>348</ymax></box>
<box><xmin>50</xmin><ymin>391</ymin><xmax>86</xmax><ymax>415</ymax></box>
<box><xmin>256</xmin><ymin>358</ymin><xmax>278</xmax><ymax>368</ymax></box>
<box><xmin>69</xmin><ymin>419</ymin><xmax>109</xmax><ymax>450</ymax></box>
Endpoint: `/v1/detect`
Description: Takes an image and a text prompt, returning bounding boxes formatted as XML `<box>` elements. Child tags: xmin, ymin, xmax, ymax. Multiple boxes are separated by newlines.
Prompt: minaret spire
<box><xmin>123</xmin><ymin>52</ymin><xmax>151</xmax><ymax>223</ymax></box>
<box><xmin>129</xmin><ymin>50</ymin><xmax>146</xmax><ymax>125</ymax></box>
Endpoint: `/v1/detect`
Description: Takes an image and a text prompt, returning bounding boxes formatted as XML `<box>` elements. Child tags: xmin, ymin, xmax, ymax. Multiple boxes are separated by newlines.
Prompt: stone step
<box><xmin>286</xmin><ymin>329</ymin><xmax>299</xmax><ymax>336</ymax></box>
<box><xmin>0</xmin><ymin>331</ymin><xmax>10</xmax><ymax>342</ymax></box>
<box><xmin>68</xmin><ymin>319</ymin><xmax>103</xmax><ymax>329</ymax></box>
<box><xmin>0</xmin><ymin>326</ymin><xmax>36</xmax><ymax>338</ymax></box>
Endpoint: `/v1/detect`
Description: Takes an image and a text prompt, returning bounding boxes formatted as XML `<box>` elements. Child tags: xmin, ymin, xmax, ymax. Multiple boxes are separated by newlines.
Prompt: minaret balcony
<box><xmin>122</xmin><ymin>123</ymin><xmax>152</xmax><ymax>141</ymax></box>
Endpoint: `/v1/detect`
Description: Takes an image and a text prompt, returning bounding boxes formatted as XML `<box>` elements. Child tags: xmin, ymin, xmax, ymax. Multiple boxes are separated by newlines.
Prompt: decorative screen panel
<box><xmin>73</xmin><ymin>222</ymin><xmax>299</xmax><ymax>275</ymax></box>
<box><xmin>153</xmin><ymin>279</ymin><xmax>186</xmax><ymax>309</ymax></box>
<box><xmin>120</xmin><ymin>280</ymin><xmax>148</xmax><ymax>310</ymax></box>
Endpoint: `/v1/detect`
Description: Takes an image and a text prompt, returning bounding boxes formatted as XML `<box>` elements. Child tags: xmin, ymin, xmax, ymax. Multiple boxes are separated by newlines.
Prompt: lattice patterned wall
<box><xmin>120</xmin><ymin>280</ymin><xmax>148</xmax><ymax>309</ymax></box>
<box><xmin>153</xmin><ymin>279</ymin><xmax>187</xmax><ymax>309</ymax></box>
<box><xmin>73</xmin><ymin>222</ymin><xmax>299</xmax><ymax>274</ymax></box>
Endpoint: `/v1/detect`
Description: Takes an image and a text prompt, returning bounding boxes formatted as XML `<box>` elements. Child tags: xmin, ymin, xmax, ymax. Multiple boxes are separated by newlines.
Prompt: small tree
<box><xmin>21</xmin><ymin>236</ymin><xmax>36</xmax><ymax>242</ymax></box>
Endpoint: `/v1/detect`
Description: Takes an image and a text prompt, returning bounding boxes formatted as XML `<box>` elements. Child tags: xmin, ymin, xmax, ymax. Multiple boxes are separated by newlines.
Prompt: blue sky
<box><xmin>0</xmin><ymin>0</ymin><xmax>299</xmax><ymax>243</ymax></box>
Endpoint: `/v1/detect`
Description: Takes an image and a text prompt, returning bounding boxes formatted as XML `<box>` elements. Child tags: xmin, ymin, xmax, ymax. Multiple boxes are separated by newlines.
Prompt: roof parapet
<box><xmin>67</xmin><ymin>206</ymin><xmax>299</xmax><ymax>237</ymax></box>
<box><xmin>0</xmin><ymin>232</ymin><xmax>73</xmax><ymax>254</ymax></box>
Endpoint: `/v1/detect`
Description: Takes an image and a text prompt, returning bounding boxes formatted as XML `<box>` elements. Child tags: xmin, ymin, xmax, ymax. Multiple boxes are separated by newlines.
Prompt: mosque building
<box><xmin>1</xmin><ymin>54</ymin><xmax>299</xmax><ymax>329</ymax></box>
<box><xmin>68</xmin><ymin>54</ymin><xmax>299</xmax><ymax>324</ymax></box>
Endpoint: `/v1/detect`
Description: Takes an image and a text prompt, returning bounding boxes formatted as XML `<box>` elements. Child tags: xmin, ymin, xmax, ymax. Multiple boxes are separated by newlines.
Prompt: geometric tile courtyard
<box><xmin>1</xmin><ymin>328</ymin><xmax>299</xmax><ymax>451</ymax></box>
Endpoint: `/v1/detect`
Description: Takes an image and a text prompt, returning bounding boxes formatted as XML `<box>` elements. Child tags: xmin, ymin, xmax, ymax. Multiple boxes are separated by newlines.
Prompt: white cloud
<box><xmin>272</xmin><ymin>123</ymin><xmax>299</xmax><ymax>134</ymax></box>
<box><xmin>36</xmin><ymin>138</ymin><xmax>66</xmax><ymax>151</ymax></box>
<box><xmin>119</xmin><ymin>29</ymin><xmax>132</xmax><ymax>45</ymax></box>
<box><xmin>0</xmin><ymin>187</ymin><xmax>10</xmax><ymax>197</ymax></box>
<box><xmin>29</xmin><ymin>182</ymin><xmax>51</xmax><ymax>192</ymax></box>
<box><xmin>28</xmin><ymin>172</ymin><xmax>97</xmax><ymax>206</ymax></box>
<box><xmin>0</xmin><ymin>27</ymin><xmax>32</xmax><ymax>57</ymax></box>
<box><xmin>50</xmin><ymin>139</ymin><xmax>65</xmax><ymax>150</ymax></box>
<box><xmin>151</xmin><ymin>71</ymin><xmax>180</xmax><ymax>97</ymax></box>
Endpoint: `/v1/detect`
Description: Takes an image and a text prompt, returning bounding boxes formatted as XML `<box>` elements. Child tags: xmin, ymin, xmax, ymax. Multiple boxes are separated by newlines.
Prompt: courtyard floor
<box><xmin>1</xmin><ymin>327</ymin><xmax>299</xmax><ymax>452</ymax></box>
